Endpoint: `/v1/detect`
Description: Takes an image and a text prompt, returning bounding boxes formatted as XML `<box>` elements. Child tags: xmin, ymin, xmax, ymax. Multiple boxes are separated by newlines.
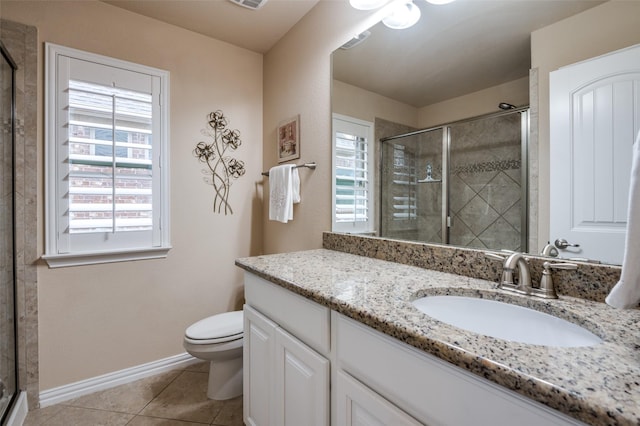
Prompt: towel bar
<box><xmin>261</xmin><ymin>162</ymin><xmax>316</xmax><ymax>177</ymax></box>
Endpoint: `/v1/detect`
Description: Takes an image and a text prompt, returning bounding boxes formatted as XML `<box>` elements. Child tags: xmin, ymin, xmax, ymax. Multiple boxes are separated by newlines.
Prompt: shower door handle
<box><xmin>0</xmin><ymin>379</ymin><xmax>5</xmax><ymax>400</ymax></box>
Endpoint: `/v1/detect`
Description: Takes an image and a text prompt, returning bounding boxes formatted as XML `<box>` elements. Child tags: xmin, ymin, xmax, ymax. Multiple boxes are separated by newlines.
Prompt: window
<box><xmin>44</xmin><ymin>44</ymin><xmax>170</xmax><ymax>267</ymax></box>
<box><xmin>332</xmin><ymin>114</ymin><xmax>374</xmax><ymax>233</ymax></box>
<box><xmin>391</xmin><ymin>144</ymin><xmax>417</xmax><ymax>221</ymax></box>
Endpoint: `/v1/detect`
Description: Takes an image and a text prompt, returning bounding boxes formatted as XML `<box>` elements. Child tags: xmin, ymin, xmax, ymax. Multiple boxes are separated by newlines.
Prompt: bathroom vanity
<box><xmin>237</xmin><ymin>240</ymin><xmax>639</xmax><ymax>426</ymax></box>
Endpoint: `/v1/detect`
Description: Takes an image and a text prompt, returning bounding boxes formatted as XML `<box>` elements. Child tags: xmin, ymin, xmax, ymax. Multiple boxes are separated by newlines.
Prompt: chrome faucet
<box><xmin>500</xmin><ymin>252</ymin><xmax>532</xmax><ymax>294</ymax></box>
<box><xmin>485</xmin><ymin>251</ymin><xmax>532</xmax><ymax>295</ymax></box>
<box><xmin>485</xmin><ymin>250</ymin><xmax>578</xmax><ymax>299</ymax></box>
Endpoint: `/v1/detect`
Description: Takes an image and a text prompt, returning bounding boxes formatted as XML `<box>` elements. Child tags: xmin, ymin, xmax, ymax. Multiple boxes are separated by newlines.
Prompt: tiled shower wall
<box><xmin>1</xmin><ymin>19</ymin><xmax>39</xmax><ymax>408</ymax></box>
<box><xmin>448</xmin><ymin>113</ymin><xmax>524</xmax><ymax>251</ymax></box>
<box><xmin>379</xmin><ymin>111</ymin><xmax>526</xmax><ymax>252</ymax></box>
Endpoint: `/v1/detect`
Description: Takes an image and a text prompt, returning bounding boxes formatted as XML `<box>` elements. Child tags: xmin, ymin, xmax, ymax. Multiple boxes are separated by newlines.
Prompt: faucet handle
<box><xmin>546</xmin><ymin>261</ymin><xmax>578</xmax><ymax>271</ymax></box>
<box><xmin>485</xmin><ymin>252</ymin><xmax>508</xmax><ymax>262</ymax></box>
<box><xmin>534</xmin><ymin>261</ymin><xmax>578</xmax><ymax>299</ymax></box>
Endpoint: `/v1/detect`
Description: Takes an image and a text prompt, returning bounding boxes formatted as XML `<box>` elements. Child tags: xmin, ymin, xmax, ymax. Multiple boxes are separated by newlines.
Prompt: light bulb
<box><xmin>349</xmin><ymin>0</ymin><xmax>389</xmax><ymax>10</ymax></box>
<box><xmin>382</xmin><ymin>1</ymin><xmax>421</xmax><ymax>30</ymax></box>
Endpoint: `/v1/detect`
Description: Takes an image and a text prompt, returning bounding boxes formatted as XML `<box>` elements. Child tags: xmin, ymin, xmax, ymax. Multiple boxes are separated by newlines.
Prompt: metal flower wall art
<box><xmin>194</xmin><ymin>110</ymin><xmax>246</xmax><ymax>215</ymax></box>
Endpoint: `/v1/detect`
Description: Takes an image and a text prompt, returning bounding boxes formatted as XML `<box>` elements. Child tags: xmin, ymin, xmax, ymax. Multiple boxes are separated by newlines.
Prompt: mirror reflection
<box><xmin>379</xmin><ymin>110</ymin><xmax>528</xmax><ymax>253</ymax></box>
<box><xmin>331</xmin><ymin>0</ymin><xmax>623</xmax><ymax>263</ymax></box>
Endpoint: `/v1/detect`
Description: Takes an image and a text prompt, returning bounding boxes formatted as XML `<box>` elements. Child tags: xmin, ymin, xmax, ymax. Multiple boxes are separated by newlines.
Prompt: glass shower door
<box><xmin>0</xmin><ymin>42</ymin><xmax>17</xmax><ymax>422</ymax></box>
<box><xmin>380</xmin><ymin>127</ymin><xmax>445</xmax><ymax>243</ymax></box>
<box><xmin>448</xmin><ymin>111</ymin><xmax>527</xmax><ymax>251</ymax></box>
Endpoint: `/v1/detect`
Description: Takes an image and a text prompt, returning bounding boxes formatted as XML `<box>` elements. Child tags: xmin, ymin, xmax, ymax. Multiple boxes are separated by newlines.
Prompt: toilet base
<box><xmin>207</xmin><ymin>357</ymin><xmax>243</xmax><ymax>400</ymax></box>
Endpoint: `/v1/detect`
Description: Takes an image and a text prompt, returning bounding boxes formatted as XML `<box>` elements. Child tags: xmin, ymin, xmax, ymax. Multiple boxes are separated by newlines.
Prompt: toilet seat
<box><xmin>185</xmin><ymin>310</ymin><xmax>243</xmax><ymax>345</ymax></box>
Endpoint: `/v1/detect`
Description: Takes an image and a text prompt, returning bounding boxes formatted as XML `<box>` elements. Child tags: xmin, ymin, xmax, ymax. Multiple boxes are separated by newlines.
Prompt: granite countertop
<box><xmin>236</xmin><ymin>249</ymin><xmax>640</xmax><ymax>426</ymax></box>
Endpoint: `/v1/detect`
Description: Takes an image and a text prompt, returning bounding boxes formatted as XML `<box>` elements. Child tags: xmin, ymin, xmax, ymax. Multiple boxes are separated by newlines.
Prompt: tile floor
<box><xmin>23</xmin><ymin>362</ymin><xmax>243</xmax><ymax>426</ymax></box>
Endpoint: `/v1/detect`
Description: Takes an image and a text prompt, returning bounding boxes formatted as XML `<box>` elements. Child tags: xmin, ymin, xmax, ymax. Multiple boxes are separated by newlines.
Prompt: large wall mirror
<box><xmin>330</xmin><ymin>0</ymin><xmax>633</xmax><ymax>266</ymax></box>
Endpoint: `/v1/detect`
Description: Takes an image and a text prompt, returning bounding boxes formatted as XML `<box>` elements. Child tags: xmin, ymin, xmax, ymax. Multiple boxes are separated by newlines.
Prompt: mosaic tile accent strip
<box><xmin>451</xmin><ymin>158</ymin><xmax>520</xmax><ymax>174</ymax></box>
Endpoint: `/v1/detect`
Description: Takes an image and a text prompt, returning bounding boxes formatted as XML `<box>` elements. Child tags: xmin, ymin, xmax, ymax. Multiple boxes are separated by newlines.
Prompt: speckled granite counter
<box><xmin>236</xmin><ymin>249</ymin><xmax>640</xmax><ymax>426</ymax></box>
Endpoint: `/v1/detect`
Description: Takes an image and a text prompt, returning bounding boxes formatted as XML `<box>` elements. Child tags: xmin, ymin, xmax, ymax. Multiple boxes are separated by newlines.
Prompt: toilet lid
<box><xmin>185</xmin><ymin>310</ymin><xmax>243</xmax><ymax>341</ymax></box>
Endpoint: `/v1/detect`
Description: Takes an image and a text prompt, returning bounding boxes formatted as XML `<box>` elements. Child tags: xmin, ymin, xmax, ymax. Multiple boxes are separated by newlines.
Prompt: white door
<box><xmin>274</xmin><ymin>327</ymin><xmax>329</xmax><ymax>426</ymax></box>
<box><xmin>244</xmin><ymin>305</ymin><xmax>277</xmax><ymax>426</ymax></box>
<box><xmin>335</xmin><ymin>371</ymin><xmax>423</xmax><ymax>426</ymax></box>
<box><xmin>550</xmin><ymin>44</ymin><xmax>640</xmax><ymax>264</ymax></box>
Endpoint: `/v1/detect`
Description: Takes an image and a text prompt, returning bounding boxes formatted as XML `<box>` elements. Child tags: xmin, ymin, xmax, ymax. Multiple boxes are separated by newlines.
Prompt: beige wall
<box><xmin>332</xmin><ymin>76</ymin><xmax>528</xmax><ymax>131</ymax></box>
<box><xmin>4</xmin><ymin>1</ymin><xmax>263</xmax><ymax>390</ymax></box>
<box><xmin>263</xmin><ymin>1</ymin><xmax>386</xmax><ymax>254</ymax></box>
<box><xmin>332</xmin><ymin>80</ymin><xmax>419</xmax><ymax>128</ymax></box>
<box><xmin>531</xmin><ymin>0</ymin><xmax>640</xmax><ymax>251</ymax></box>
<box><xmin>417</xmin><ymin>77</ymin><xmax>529</xmax><ymax>128</ymax></box>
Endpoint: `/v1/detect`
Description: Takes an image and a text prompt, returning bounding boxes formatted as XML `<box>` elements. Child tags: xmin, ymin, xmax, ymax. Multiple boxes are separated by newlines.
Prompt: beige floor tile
<box><xmin>139</xmin><ymin>371</ymin><xmax>224</xmax><ymax>424</ymax></box>
<box><xmin>127</xmin><ymin>415</ymin><xmax>208</xmax><ymax>425</ymax></box>
<box><xmin>33</xmin><ymin>406</ymin><xmax>133</xmax><ymax>426</ymax></box>
<box><xmin>65</xmin><ymin>370</ymin><xmax>181</xmax><ymax>414</ymax></box>
<box><xmin>184</xmin><ymin>361</ymin><xmax>209</xmax><ymax>374</ymax></box>
<box><xmin>211</xmin><ymin>396</ymin><xmax>243</xmax><ymax>426</ymax></box>
<box><xmin>23</xmin><ymin>404</ymin><xmax>66</xmax><ymax>426</ymax></box>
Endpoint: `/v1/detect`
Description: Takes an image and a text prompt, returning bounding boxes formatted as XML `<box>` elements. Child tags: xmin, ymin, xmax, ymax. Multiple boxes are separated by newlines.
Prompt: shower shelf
<box><xmin>417</xmin><ymin>163</ymin><xmax>442</xmax><ymax>183</ymax></box>
<box><xmin>417</xmin><ymin>177</ymin><xmax>442</xmax><ymax>183</ymax></box>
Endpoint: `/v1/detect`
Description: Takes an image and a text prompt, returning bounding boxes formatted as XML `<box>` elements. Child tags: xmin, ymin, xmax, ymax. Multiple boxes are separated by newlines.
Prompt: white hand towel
<box><xmin>606</xmin><ymin>130</ymin><xmax>640</xmax><ymax>309</ymax></box>
<box><xmin>269</xmin><ymin>164</ymin><xmax>300</xmax><ymax>223</ymax></box>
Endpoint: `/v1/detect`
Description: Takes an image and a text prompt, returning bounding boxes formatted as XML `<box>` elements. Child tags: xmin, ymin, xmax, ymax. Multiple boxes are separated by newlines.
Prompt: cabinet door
<box><xmin>274</xmin><ymin>327</ymin><xmax>330</xmax><ymax>426</ymax></box>
<box><xmin>336</xmin><ymin>370</ymin><xmax>423</xmax><ymax>426</ymax></box>
<box><xmin>244</xmin><ymin>305</ymin><xmax>277</xmax><ymax>426</ymax></box>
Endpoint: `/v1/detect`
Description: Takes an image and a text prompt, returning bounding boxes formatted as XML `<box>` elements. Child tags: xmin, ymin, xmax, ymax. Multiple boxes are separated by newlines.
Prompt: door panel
<box><xmin>550</xmin><ymin>44</ymin><xmax>640</xmax><ymax>264</ymax></box>
<box><xmin>275</xmin><ymin>327</ymin><xmax>329</xmax><ymax>426</ymax></box>
<box><xmin>243</xmin><ymin>305</ymin><xmax>277</xmax><ymax>426</ymax></box>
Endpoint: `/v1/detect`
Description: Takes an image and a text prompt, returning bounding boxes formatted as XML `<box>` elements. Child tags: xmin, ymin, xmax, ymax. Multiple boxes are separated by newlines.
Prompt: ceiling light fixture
<box><xmin>349</xmin><ymin>0</ymin><xmax>455</xmax><ymax>30</ymax></box>
<box><xmin>382</xmin><ymin>1</ymin><xmax>421</xmax><ymax>30</ymax></box>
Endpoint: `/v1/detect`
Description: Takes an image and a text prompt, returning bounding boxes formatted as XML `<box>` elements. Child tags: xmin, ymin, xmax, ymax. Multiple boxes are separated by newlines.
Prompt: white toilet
<box><xmin>183</xmin><ymin>310</ymin><xmax>244</xmax><ymax>400</ymax></box>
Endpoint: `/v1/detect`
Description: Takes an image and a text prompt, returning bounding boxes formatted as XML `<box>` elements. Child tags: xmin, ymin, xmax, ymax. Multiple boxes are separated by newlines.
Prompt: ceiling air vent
<box><xmin>229</xmin><ymin>0</ymin><xmax>268</xmax><ymax>10</ymax></box>
<box><xmin>339</xmin><ymin>31</ymin><xmax>371</xmax><ymax>50</ymax></box>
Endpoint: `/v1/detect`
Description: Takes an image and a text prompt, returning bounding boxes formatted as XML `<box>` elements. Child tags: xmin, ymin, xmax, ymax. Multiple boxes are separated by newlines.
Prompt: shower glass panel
<box><xmin>0</xmin><ymin>43</ymin><xmax>17</xmax><ymax>422</ymax></box>
<box><xmin>449</xmin><ymin>112</ymin><xmax>526</xmax><ymax>251</ymax></box>
<box><xmin>380</xmin><ymin>127</ymin><xmax>444</xmax><ymax>243</ymax></box>
<box><xmin>379</xmin><ymin>109</ymin><xmax>527</xmax><ymax>251</ymax></box>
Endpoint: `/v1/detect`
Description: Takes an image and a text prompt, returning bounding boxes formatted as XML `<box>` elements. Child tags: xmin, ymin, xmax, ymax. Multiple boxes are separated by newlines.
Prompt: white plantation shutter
<box><xmin>68</xmin><ymin>80</ymin><xmax>154</xmax><ymax>234</ymax></box>
<box><xmin>391</xmin><ymin>144</ymin><xmax>417</xmax><ymax>220</ymax></box>
<box><xmin>332</xmin><ymin>115</ymin><xmax>374</xmax><ymax>233</ymax></box>
<box><xmin>45</xmin><ymin>44</ymin><xmax>170</xmax><ymax>267</ymax></box>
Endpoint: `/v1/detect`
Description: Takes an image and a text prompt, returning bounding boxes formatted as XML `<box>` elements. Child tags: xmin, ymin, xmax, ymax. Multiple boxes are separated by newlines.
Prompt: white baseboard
<box><xmin>6</xmin><ymin>391</ymin><xmax>28</xmax><ymax>426</ymax></box>
<box><xmin>39</xmin><ymin>352</ymin><xmax>200</xmax><ymax>408</ymax></box>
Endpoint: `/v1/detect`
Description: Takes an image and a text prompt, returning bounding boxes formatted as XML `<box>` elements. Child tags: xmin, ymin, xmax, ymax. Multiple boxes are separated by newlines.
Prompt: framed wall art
<box><xmin>277</xmin><ymin>115</ymin><xmax>300</xmax><ymax>163</ymax></box>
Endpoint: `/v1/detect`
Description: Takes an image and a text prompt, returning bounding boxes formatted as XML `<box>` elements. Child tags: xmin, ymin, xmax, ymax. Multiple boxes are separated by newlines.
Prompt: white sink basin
<box><xmin>412</xmin><ymin>295</ymin><xmax>602</xmax><ymax>347</ymax></box>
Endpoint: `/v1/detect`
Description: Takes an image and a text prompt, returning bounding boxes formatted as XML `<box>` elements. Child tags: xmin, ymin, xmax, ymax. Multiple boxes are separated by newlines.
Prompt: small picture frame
<box><xmin>277</xmin><ymin>115</ymin><xmax>300</xmax><ymax>163</ymax></box>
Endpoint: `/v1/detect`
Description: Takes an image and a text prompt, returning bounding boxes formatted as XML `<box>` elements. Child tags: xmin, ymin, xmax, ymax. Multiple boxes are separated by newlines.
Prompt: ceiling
<box><xmin>103</xmin><ymin>0</ymin><xmax>321</xmax><ymax>53</ymax></box>
<box><xmin>332</xmin><ymin>0</ymin><xmax>604</xmax><ymax>108</ymax></box>
<box><xmin>103</xmin><ymin>0</ymin><xmax>604</xmax><ymax>107</ymax></box>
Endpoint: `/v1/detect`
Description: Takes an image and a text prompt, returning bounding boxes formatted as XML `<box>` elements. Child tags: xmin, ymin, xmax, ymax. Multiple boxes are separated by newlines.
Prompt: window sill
<box><xmin>42</xmin><ymin>246</ymin><xmax>172</xmax><ymax>268</ymax></box>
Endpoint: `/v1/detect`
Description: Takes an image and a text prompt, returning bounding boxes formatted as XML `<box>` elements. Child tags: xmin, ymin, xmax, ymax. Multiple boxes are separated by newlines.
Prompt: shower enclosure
<box><xmin>0</xmin><ymin>41</ymin><xmax>18</xmax><ymax>423</ymax></box>
<box><xmin>380</xmin><ymin>108</ymin><xmax>528</xmax><ymax>252</ymax></box>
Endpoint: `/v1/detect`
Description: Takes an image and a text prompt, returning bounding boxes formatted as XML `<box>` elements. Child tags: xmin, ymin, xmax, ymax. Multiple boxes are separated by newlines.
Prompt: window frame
<box><xmin>44</xmin><ymin>43</ymin><xmax>171</xmax><ymax>268</ymax></box>
<box><xmin>332</xmin><ymin>113</ymin><xmax>375</xmax><ymax>234</ymax></box>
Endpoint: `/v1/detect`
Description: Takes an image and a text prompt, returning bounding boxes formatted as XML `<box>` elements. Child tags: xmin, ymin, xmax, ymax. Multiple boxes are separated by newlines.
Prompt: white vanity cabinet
<box><xmin>335</xmin><ymin>370</ymin><xmax>422</xmax><ymax>426</ymax></box>
<box><xmin>334</xmin><ymin>313</ymin><xmax>586</xmax><ymax>426</ymax></box>
<box><xmin>243</xmin><ymin>271</ymin><xmax>587</xmax><ymax>426</ymax></box>
<box><xmin>243</xmin><ymin>274</ymin><xmax>330</xmax><ymax>426</ymax></box>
